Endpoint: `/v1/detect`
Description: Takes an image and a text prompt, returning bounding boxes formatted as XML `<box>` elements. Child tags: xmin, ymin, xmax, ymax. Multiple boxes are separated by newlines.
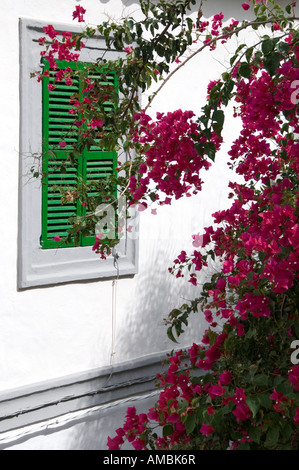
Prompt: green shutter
<box><xmin>41</xmin><ymin>59</ymin><xmax>117</xmax><ymax>249</ymax></box>
<box><xmin>81</xmin><ymin>151</ymin><xmax>117</xmax><ymax>246</ymax></box>
<box><xmin>41</xmin><ymin>152</ymin><xmax>80</xmax><ymax>249</ymax></box>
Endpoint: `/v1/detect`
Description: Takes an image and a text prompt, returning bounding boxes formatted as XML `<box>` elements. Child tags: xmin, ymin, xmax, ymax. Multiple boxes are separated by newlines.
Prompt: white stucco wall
<box><xmin>0</xmin><ymin>2</ymin><xmax>257</xmax><ymax>450</ymax></box>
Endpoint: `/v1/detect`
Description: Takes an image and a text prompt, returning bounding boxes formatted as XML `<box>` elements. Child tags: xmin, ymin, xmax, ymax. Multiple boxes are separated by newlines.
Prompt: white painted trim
<box><xmin>0</xmin><ymin>390</ymin><xmax>160</xmax><ymax>449</ymax></box>
<box><xmin>0</xmin><ymin>347</ymin><xmax>205</xmax><ymax>448</ymax></box>
<box><xmin>0</xmin><ymin>350</ymin><xmax>198</xmax><ymax>439</ymax></box>
<box><xmin>18</xmin><ymin>18</ymin><xmax>139</xmax><ymax>289</ymax></box>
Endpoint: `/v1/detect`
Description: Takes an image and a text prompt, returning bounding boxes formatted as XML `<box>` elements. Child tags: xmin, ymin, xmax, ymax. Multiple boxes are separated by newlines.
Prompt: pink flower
<box><xmin>200</xmin><ymin>423</ymin><xmax>215</xmax><ymax>435</ymax></box>
<box><xmin>231</xmin><ymin>388</ymin><xmax>251</xmax><ymax>422</ymax></box>
<box><xmin>177</xmin><ymin>250</ymin><xmax>187</xmax><ymax>263</ymax></box>
<box><xmin>192</xmin><ymin>233</ymin><xmax>203</xmax><ymax>247</ymax></box>
<box><xmin>72</xmin><ymin>5</ymin><xmax>86</xmax><ymax>22</ymax></box>
<box><xmin>219</xmin><ymin>371</ymin><xmax>231</xmax><ymax>385</ymax></box>
<box><xmin>223</xmin><ymin>258</ymin><xmax>234</xmax><ymax>273</ymax></box>
<box><xmin>188</xmin><ymin>274</ymin><xmax>197</xmax><ymax>286</ymax></box>
<box><xmin>132</xmin><ymin>438</ymin><xmax>146</xmax><ymax>450</ymax></box>
<box><xmin>59</xmin><ymin>141</ymin><xmax>67</xmax><ymax>148</ymax></box>
<box><xmin>241</xmin><ymin>3</ymin><xmax>250</xmax><ymax>10</ymax></box>
<box><xmin>233</xmin><ymin>403</ymin><xmax>251</xmax><ymax>422</ymax></box>
<box><xmin>163</xmin><ymin>197</ymin><xmax>172</xmax><ymax>205</ymax></box>
<box><xmin>138</xmin><ymin>163</ymin><xmax>147</xmax><ymax>174</ymax></box>
<box><xmin>92</xmin><ymin>239</ymin><xmax>100</xmax><ymax>252</ymax></box>
<box><xmin>53</xmin><ymin>235</ymin><xmax>61</xmax><ymax>242</ymax></box>
<box><xmin>204</xmin><ymin>309</ymin><xmax>213</xmax><ymax>323</ymax></box>
<box><xmin>237</xmin><ymin>322</ymin><xmax>245</xmax><ymax>337</ymax></box>
<box><xmin>48</xmin><ymin>84</ymin><xmax>55</xmax><ymax>91</ymax></box>
<box><xmin>43</xmin><ymin>25</ymin><xmax>58</xmax><ymax>39</ymax></box>
<box><xmin>91</xmin><ymin>118</ymin><xmax>103</xmax><ymax>129</ymax></box>
<box><xmin>124</xmin><ymin>46</ymin><xmax>133</xmax><ymax>54</ymax></box>
<box><xmin>289</xmin><ymin>366</ymin><xmax>299</xmax><ymax>391</ymax></box>
<box><xmin>92</xmin><ymin>233</ymin><xmax>104</xmax><ymax>251</ymax></box>
<box><xmin>138</xmin><ymin>203</ymin><xmax>147</xmax><ymax>211</ymax></box>
<box><xmin>65</xmin><ymin>77</ymin><xmax>73</xmax><ymax>86</ymax></box>
<box><xmin>295</xmin><ymin>408</ymin><xmax>299</xmax><ymax>425</ymax></box>
<box><xmin>208</xmin><ymin>384</ymin><xmax>225</xmax><ymax>399</ymax></box>
<box><xmin>270</xmin><ymin>388</ymin><xmax>288</xmax><ymax>413</ymax></box>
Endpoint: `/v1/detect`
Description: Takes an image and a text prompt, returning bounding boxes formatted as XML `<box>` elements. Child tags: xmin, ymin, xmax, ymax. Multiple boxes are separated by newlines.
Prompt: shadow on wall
<box><xmin>115</xmin><ymin>237</ymin><xmax>209</xmax><ymax>362</ymax></box>
<box><xmin>112</xmin><ymin>188</ymin><xmax>226</xmax><ymax>363</ymax></box>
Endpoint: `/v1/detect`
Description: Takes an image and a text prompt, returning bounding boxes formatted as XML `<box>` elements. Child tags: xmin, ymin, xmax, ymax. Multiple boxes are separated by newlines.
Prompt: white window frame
<box><xmin>18</xmin><ymin>18</ymin><xmax>139</xmax><ymax>289</ymax></box>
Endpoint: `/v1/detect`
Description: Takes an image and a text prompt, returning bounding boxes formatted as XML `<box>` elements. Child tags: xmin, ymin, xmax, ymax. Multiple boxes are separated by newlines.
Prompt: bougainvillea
<box><xmin>34</xmin><ymin>0</ymin><xmax>299</xmax><ymax>450</ymax></box>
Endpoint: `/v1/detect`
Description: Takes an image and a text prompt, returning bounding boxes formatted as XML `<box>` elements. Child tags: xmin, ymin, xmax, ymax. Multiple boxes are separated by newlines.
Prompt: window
<box><xmin>18</xmin><ymin>18</ymin><xmax>139</xmax><ymax>289</ymax></box>
<box><xmin>41</xmin><ymin>59</ymin><xmax>118</xmax><ymax>249</ymax></box>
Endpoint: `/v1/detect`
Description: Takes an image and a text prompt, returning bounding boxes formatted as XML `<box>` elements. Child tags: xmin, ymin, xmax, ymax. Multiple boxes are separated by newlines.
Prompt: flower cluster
<box><xmin>39</xmin><ymin>25</ymin><xmax>85</xmax><ymax>72</ymax></box>
<box><xmin>171</xmin><ymin>38</ymin><xmax>299</xmax><ymax>333</ymax></box>
<box><xmin>107</xmin><ymin>407</ymin><xmax>149</xmax><ymax>450</ymax></box>
<box><xmin>129</xmin><ymin>110</ymin><xmax>213</xmax><ymax>206</ymax></box>
<box><xmin>72</xmin><ymin>5</ymin><xmax>86</xmax><ymax>23</ymax></box>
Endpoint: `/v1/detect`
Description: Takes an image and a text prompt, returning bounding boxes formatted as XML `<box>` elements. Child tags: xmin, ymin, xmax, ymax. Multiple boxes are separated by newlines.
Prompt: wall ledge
<box><xmin>0</xmin><ymin>348</ymin><xmax>204</xmax><ymax>447</ymax></box>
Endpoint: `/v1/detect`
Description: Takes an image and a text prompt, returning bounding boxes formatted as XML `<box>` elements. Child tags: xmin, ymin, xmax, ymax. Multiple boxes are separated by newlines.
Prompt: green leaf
<box><xmin>212</xmin><ymin>122</ymin><xmax>222</xmax><ymax>137</ymax></box>
<box><xmin>237</xmin><ymin>442</ymin><xmax>251</xmax><ymax>450</ymax></box>
<box><xmin>221</xmin><ymin>72</ymin><xmax>230</xmax><ymax>81</ymax></box>
<box><xmin>263</xmin><ymin>52</ymin><xmax>281</xmax><ymax>76</ymax></box>
<box><xmin>246</xmin><ymin>396</ymin><xmax>260</xmax><ymax>418</ymax></box>
<box><xmin>246</xmin><ymin>326</ymin><xmax>256</xmax><ymax>338</ymax></box>
<box><xmin>204</xmin><ymin>142</ymin><xmax>216</xmax><ymax>161</ymax></box>
<box><xmin>253</xmin><ymin>374</ymin><xmax>269</xmax><ymax>386</ymax></box>
<box><xmin>163</xmin><ymin>424</ymin><xmax>174</xmax><ymax>437</ymax></box>
<box><xmin>265</xmin><ymin>426</ymin><xmax>280</xmax><ymax>448</ymax></box>
<box><xmin>185</xmin><ymin>413</ymin><xmax>197</xmax><ymax>435</ymax></box>
<box><xmin>249</xmin><ymin>425</ymin><xmax>262</xmax><ymax>444</ymax></box>
<box><xmin>281</xmin><ymin>422</ymin><xmax>292</xmax><ymax>441</ymax></box>
<box><xmin>238</xmin><ymin>62</ymin><xmax>251</xmax><ymax>79</ymax></box>
<box><xmin>262</xmin><ymin>38</ymin><xmax>275</xmax><ymax>55</ymax></box>
<box><xmin>212</xmin><ymin>109</ymin><xmax>224</xmax><ymax>126</ymax></box>
<box><xmin>278</xmin><ymin>41</ymin><xmax>290</xmax><ymax>56</ymax></box>
<box><xmin>246</xmin><ymin>47</ymin><xmax>254</xmax><ymax>63</ymax></box>
<box><xmin>167</xmin><ymin>326</ymin><xmax>179</xmax><ymax>344</ymax></box>
<box><xmin>156</xmin><ymin>43</ymin><xmax>165</xmax><ymax>57</ymax></box>
<box><xmin>127</xmin><ymin>19</ymin><xmax>134</xmax><ymax>30</ymax></box>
